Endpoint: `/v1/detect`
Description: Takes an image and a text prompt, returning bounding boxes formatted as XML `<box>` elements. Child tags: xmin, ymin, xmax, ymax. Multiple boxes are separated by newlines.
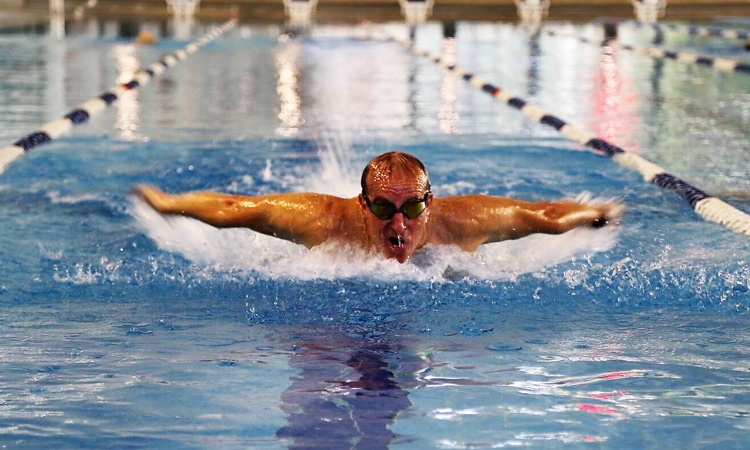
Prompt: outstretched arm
<box><xmin>431</xmin><ymin>194</ymin><xmax>623</xmax><ymax>251</ymax></box>
<box><xmin>133</xmin><ymin>185</ymin><xmax>345</xmax><ymax>248</ymax></box>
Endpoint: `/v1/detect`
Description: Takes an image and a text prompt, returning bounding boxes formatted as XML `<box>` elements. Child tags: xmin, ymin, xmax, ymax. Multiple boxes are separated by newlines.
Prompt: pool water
<box><xmin>2</xmin><ymin>18</ymin><xmax>750</xmax><ymax>449</ymax></box>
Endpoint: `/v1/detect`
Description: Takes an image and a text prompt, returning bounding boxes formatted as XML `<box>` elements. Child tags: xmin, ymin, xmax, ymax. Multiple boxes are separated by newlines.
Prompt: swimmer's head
<box><xmin>361</xmin><ymin>151</ymin><xmax>430</xmax><ymax>196</ymax></box>
<box><xmin>359</xmin><ymin>152</ymin><xmax>433</xmax><ymax>263</ymax></box>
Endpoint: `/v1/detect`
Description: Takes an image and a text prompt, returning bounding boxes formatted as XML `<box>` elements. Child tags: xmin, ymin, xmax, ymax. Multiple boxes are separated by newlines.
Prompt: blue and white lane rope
<box><xmin>627</xmin><ymin>21</ymin><xmax>750</xmax><ymax>42</ymax></box>
<box><xmin>544</xmin><ymin>29</ymin><xmax>750</xmax><ymax>76</ymax></box>
<box><xmin>0</xmin><ymin>19</ymin><xmax>238</xmax><ymax>175</ymax></box>
<box><xmin>387</xmin><ymin>34</ymin><xmax>750</xmax><ymax>237</ymax></box>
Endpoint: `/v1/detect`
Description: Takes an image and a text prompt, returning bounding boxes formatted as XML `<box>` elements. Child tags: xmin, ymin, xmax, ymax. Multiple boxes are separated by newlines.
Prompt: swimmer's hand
<box><xmin>133</xmin><ymin>184</ymin><xmax>175</xmax><ymax>213</ymax></box>
<box><xmin>578</xmin><ymin>194</ymin><xmax>624</xmax><ymax>229</ymax></box>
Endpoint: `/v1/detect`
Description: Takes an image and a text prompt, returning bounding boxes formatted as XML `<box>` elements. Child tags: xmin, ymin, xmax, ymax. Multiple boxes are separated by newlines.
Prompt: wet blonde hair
<box><xmin>360</xmin><ymin>151</ymin><xmax>431</xmax><ymax>195</ymax></box>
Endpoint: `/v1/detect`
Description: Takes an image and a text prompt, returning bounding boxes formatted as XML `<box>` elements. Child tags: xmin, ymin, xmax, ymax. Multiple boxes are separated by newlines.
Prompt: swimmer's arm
<box><xmin>133</xmin><ymin>185</ymin><xmax>337</xmax><ymax>247</ymax></box>
<box><xmin>503</xmin><ymin>197</ymin><xmax>623</xmax><ymax>238</ymax></box>
<box><xmin>434</xmin><ymin>195</ymin><xmax>623</xmax><ymax>249</ymax></box>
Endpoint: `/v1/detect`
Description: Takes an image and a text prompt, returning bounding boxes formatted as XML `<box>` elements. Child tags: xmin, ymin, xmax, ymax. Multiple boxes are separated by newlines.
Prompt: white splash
<box><xmin>47</xmin><ymin>190</ymin><xmax>101</xmax><ymax>204</ymax></box>
<box><xmin>302</xmin><ymin>132</ymin><xmax>361</xmax><ymax>197</ymax></box>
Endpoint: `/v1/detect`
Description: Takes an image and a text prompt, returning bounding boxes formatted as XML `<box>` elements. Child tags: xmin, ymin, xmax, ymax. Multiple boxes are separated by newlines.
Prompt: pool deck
<box><xmin>2</xmin><ymin>0</ymin><xmax>750</xmax><ymax>28</ymax></box>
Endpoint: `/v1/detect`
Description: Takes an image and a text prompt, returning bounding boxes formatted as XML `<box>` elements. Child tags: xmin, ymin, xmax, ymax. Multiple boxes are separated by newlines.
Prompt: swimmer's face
<box><xmin>360</xmin><ymin>168</ymin><xmax>432</xmax><ymax>263</ymax></box>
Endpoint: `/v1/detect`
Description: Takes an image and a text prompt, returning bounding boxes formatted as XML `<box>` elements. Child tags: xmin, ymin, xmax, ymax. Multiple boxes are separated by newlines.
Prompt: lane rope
<box><xmin>544</xmin><ymin>28</ymin><xmax>750</xmax><ymax>76</ymax></box>
<box><xmin>383</xmin><ymin>32</ymin><xmax>750</xmax><ymax>237</ymax></box>
<box><xmin>626</xmin><ymin>20</ymin><xmax>750</xmax><ymax>42</ymax></box>
<box><xmin>0</xmin><ymin>18</ymin><xmax>238</xmax><ymax>175</ymax></box>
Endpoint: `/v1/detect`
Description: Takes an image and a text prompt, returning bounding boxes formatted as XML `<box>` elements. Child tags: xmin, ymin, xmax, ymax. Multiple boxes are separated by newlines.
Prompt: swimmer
<box><xmin>134</xmin><ymin>151</ymin><xmax>623</xmax><ymax>263</ymax></box>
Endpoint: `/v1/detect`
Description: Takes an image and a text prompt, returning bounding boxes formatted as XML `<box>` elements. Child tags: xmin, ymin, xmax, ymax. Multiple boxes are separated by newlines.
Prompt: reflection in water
<box><xmin>647</xmin><ymin>23</ymin><xmax>666</xmax><ymax>116</ymax></box>
<box><xmin>438</xmin><ymin>35</ymin><xmax>459</xmax><ymax>134</ymax></box>
<box><xmin>47</xmin><ymin>35</ymin><xmax>65</xmax><ymax>119</ymax></box>
<box><xmin>526</xmin><ymin>34</ymin><xmax>541</xmax><ymax>97</ymax></box>
<box><xmin>276</xmin><ymin>334</ymin><xmax>413</xmax><ymax>449</ymax></box>
<box><xmin>275</xmin><ymin>38</ymin><xmax>304</xmax><ymax>137</ymax></box>
<box><xmin>112</xmin><ymin>44</ymin><xmax>143</xmax><ymax>141</ymax></box>
<box><xmin>589</xmin><ymin>40</ymin><xmax>641</xmax><ymax>152</ymax></box>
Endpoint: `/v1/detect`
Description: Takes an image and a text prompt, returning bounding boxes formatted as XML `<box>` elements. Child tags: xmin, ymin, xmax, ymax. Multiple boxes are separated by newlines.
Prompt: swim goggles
<box><xmin>363</xmin><ymin>192</ymin><xmax>430</xmax><ymax>220</ymax></box>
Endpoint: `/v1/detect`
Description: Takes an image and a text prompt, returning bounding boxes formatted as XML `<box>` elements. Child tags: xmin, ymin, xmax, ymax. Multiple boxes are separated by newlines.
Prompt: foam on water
<box><xmin>46</xmin><ymin>190</ymin><xmax>102</xmax><ymax>205</ymax></box>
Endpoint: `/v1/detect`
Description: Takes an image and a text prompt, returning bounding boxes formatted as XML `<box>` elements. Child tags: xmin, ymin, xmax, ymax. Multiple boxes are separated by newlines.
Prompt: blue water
<box><xmin>1</xmin><ymin>18</ymin><xmax>750</xmax><ymax>449</ymax></box>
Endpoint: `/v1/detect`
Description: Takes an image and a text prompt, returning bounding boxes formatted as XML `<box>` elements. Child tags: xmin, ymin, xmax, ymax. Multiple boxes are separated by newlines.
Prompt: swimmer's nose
<box><xmin>390</xmin><ymin>212</ymin><xmax>408</xmax><ymax>232</ymax></box>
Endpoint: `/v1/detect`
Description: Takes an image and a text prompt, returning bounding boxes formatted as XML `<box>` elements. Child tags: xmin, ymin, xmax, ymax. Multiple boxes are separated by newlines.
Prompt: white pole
<box><xmin>49</xmin><ymin>0</ymin><xmax>64</xmax><ymax>14</ymax></box>
<box><xmin>49</xmin><ymin>0</ymin><xmax>65</xmax><ymax>38</ymax></box>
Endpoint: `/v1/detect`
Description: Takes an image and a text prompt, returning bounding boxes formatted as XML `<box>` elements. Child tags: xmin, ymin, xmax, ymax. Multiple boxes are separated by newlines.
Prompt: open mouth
<box><xmin>388</xmin><ymin>236</ymin><xmax>403</xmax><ymax>248</ymax></box>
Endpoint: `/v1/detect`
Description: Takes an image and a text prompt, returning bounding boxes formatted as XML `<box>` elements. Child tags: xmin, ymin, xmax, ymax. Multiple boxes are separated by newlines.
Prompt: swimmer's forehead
<box><xmin>365</xmin><ymin>167</ymin><xmax>429</xmax><ymax>199</ymax></box>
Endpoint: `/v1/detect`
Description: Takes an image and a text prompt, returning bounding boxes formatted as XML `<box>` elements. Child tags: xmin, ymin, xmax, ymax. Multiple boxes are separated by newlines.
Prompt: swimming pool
<box><xmin>1</xmin><ymin>17</ymin><xmax>750</xmax><ymax>448</ymax></box>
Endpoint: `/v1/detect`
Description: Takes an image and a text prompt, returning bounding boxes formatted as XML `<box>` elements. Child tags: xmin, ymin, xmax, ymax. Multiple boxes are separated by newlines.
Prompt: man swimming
<box><xmin>134</xmin><ymin>151</ymin><xmax>622</xmax><ymax>263</ymax></box>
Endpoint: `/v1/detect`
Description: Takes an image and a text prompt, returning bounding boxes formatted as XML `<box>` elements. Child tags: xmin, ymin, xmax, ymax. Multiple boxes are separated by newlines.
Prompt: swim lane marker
<box><xmin>544</xmin><ymin>28</ymin><xmax>750</xmax><ymax>76</ymax></box>
<box><xmin>384</xmin><ymin>32</ymin><xmax>750</xmax><ymax>237</ymax></box>
<box><xmin>0</xmin><ymin>19</ymin><xmax>238</xmax><ymax>175</ymax></box>
<box><xmin>626</xmin><ymin>21</ymin><xmax>750</xmax><ymax>43</ymax></box>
